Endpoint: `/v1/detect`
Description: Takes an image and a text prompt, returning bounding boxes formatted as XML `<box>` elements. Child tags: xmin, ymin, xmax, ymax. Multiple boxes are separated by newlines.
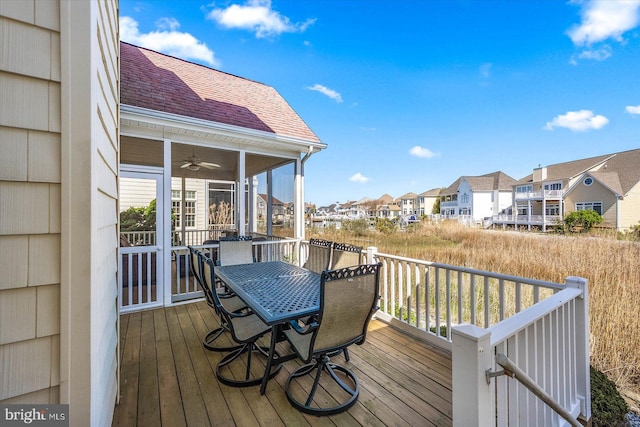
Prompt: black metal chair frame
<box><xmin>303</xmin><ymin>238</ymin><xmax>333</xmax><ymax>274</ymax></box>
<box><xmin>283</xmin><ymin>263</ymin><xmax>381</xmax><ymax>416</ymax></box>
<box><xmin>187</xmin><ymin>246</ymin><xmax>244</xmax><ymax>352</ymax></box>
<box><xmin>198</xmin><ymin>252</ymin><xmax>282</xmax><ymax>387</ymax></box>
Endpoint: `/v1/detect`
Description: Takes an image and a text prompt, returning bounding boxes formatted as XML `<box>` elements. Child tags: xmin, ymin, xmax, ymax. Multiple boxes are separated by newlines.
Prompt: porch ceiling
<box><xmin>121</xmin><ymin>135</ymin><xmax>295</xmax><ymax>180</ymax></box>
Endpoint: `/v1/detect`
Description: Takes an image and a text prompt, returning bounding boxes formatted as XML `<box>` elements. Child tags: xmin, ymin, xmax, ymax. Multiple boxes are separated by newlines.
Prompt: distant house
<box><xmin>494</xmin><ymin>148</ymin><xmax>640</xmax><ymax>231</ymax></box>
<box><xmin>257</xmin><ymin>193</ymin><xmax>287</xmax><ymax>223</ymax></box>
<box><xmin>440</xmin><ymin>172</ymin><xmax>517</xmax><ymax>221</ymax></box>
<box><xmin>374</xmin><ymin>193</ymin><xmax>400</xmax><ymax>219</ymax></box>
<box><xmin>398</xmin><ymin>192</ymin><xmax>419</xmax><ymax>216</ymax></box>
<box><xmin>417</xmin><ymin>188</ymin><xmax>441</xmax><ymax>216</ymax></box>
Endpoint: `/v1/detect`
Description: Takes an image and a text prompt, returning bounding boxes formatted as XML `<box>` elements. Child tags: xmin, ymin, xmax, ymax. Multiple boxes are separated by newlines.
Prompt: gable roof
<box><xmin>258</xmin><ymin>193</ymin><xmax>284</xmax><ymax>205</ymax></box>
<box><xmin>518</xmin><ymin>148</ymin><xmax>640</xmax><ymax>196</ymax></box>
<box><xmin>399</xmin><ymin>192</ymin><xmax>418</xmax><ymax>199</ymax></box>
<box><xmin>120</xmin><ymin>42</ymin><xmax>320</xmax><ymax>143</ymax></box>
<box><xmin>419</xmin><ymin>188</ymin><xmax>441</xmax><ymax>197</ymax></box>
<box><xmin>444</xmin><ymin>171</ymin><xmax>516</xmax><ymax>194</ymax></box>
<box><xmin>517</xmin><ymin>153</ymin><xmax>613</xmax><ymax>184</ymax></box>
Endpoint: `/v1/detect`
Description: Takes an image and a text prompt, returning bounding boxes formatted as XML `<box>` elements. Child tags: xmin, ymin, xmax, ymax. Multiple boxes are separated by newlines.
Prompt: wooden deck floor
<box><xmin>112</xmin><ymin>301</ymin><xmax>453</xmax><ymax>426</ymax></box>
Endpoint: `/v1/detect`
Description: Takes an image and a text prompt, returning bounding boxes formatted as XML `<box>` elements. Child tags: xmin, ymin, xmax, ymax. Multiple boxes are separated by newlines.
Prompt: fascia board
<box><xmin>120</xmin><ymin>104</ymin><xmax>327</xmax><ymax>152</ymax></box>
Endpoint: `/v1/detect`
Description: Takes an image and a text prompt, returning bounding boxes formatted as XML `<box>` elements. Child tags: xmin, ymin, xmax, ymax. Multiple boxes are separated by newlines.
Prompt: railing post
<box><xmin>452</xmin><ymin>324</ymin><xmax>493</xmax><ymax>427</ymax></box>
<box><xmin>366</xmin><ymin>246</ymin><xmax>378</xmax><ymax>263</ymax></box>
<box><xmin>565</xmin><ymin>276</ymin><xmax>591</xmax><ymax>424</ymax></box>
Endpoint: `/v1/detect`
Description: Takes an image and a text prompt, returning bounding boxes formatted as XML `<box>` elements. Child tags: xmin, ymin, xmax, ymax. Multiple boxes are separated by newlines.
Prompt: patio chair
<box><xmin>283</xmin><ymin>263</ymin><xmax>381</xmax><ymax>416</ymax></box>
<box><xmin>330</xmin><ymin>242</ymin><xmax>363</xmax><ymax>270</ymax></box>
<box><xmin>188</xmin><ymin>246</ymin><xmax>246</xmax><ymax>352</ymax></box>
<box><xmin>303</xmin><ymin>238</ymin><xmax>333</xmax><ymax>274</ymax></box>
<box><xmin>217</xmin><ymin>235</ymin><xmax>254</xmax><ymax>266</ymax></box>
<box><xmin>198</xmin><ymin>252</ymin><xmax>282</xmax><ymax>387</ymax></box>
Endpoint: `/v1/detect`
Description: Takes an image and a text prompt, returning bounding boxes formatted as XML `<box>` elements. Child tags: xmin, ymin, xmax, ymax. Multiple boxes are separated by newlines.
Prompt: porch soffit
<box><xmin>121</xmin><ymin>105</ymin><xmax>327</xmax><ymax>156</ymax></box>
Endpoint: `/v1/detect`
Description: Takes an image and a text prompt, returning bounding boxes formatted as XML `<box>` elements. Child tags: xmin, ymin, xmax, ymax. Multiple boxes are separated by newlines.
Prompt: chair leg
<box><xmin>216</xmin><ymin>342</ymin><xmax>282</xmax><ymax>388</ymax></box>
<box><xmin>203</xmin><ymin>324</ymin><xmax>243</xmax><ymax>352</ymax></box>
<box><xmin>285</xmin><ymin>354</ymin><xmax>360</xmax><ymax>416</ymax></box>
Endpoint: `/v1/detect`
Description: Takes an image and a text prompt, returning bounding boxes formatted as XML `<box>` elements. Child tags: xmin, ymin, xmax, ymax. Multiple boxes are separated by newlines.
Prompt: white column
<box><xmin>237</xmin><ymin>149</ymin><xmax>246</xmax><ymax>235</ymax></box>
<box><xmin>452</xmin><ymin>324</ymin><xmax>493</xmax><ymax>427</ymax></box>
<box><xmin>266</xmin><ymin>170</ymin><xmax>273</xmax><ymax>236</ymax></box>
<box><xmin>249</xmin><ymin>176</ymin><xmax>258</xmax><ymax>233</ymax></box>
<box><xmin>565</xmin><ymin>276</ymin><xmax>591</xmax><ymax>422</ymax></box>
<box><xmin>294</xmin><ymin>156</ymin><xmax>304</xmax><ymax>239</ymax></box>
<box><xmin>163</xmin><ymin>138</ymin><xmax>172</xmax><ymax>306</ymax></box>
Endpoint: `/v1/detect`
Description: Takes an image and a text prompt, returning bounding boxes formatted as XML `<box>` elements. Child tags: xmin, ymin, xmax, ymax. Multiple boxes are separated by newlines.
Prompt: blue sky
<box><xmin>120</xmin><ymin>0</ymin><xmax>640</xmax><ymax>207</ymax></box>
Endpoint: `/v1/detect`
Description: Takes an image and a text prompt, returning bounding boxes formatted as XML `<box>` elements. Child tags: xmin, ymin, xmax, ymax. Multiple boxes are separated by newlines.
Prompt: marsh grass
<box><xmin>310</xmin><ymin>220</ymin><xmax>640</xmax><ymax>394</ymax></box>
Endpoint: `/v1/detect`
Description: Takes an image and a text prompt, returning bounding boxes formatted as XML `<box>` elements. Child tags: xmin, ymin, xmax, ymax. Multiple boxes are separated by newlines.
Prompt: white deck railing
<box><xmin>361</xmin><ymin>248</ymin><xmax>563</xmax><ymax>351</ymax></box>
<box><xmin>170</xmin><ymin>238</ymin><xmax>299</xmax><ymax>302</ymax></box>
<box><xmin>452</xmin><ymin>277</ymin><xmax>590</xmax><ymax>426</ymax></box>
<box><xmin>316</xmin><ymin>244</ymin><xmax>589</xmax><ymax>426</ymax></box>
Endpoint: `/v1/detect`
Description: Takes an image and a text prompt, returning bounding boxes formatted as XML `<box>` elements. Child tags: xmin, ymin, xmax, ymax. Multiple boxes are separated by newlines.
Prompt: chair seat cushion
<box><xmin>284</xmin><ymin>328</ymin><xmax>314</xmax><ymax>361</ymax></box>
<box><xmin>233</xmin><ymin>314</ymin><xmax>272</xmax><ymax>342</ymax></box>
<box><xmin>220</xmin><ymin>294</ymin><xmax>246</xmax><ymax>313</ymax></box>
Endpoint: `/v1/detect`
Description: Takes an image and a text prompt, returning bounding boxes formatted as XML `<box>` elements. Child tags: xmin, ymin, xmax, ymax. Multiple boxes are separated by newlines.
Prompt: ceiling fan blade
<box><xmin>180</xmin><ymin>162</ymin><xmax>192</xmax><ymax>169</ymax></box>
<box><xmin>200</xmin><ymin>162</ymin><xmax>220</xmax><ymax>169</ymax></box>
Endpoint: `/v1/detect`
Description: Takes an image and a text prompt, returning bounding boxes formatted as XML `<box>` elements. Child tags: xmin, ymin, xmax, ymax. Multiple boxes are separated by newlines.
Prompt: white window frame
<box><xmin>575</xmin><ymin>201</ymin><xmax>602</xmax><ymax>215</ymax></box>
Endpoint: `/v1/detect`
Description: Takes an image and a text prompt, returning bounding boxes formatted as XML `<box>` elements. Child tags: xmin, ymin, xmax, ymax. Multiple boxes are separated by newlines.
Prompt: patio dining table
<box><xmin>214</xmin><ymin>260</ymin><xmax>321</xmax><ymax>394</ymax></box>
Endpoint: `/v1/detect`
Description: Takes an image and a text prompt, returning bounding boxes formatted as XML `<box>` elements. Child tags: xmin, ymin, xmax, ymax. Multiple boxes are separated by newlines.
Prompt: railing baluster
<box><xmin>470</xmin><ymin>273</ymin><xmax>476</xmax><ymax>325</ymax></box>
<box><xmin>435</xmin><ymin>267</ymin><xmax>441</xmax><ymax>336</ymax></box>
<box><xmin>484</xmin><ymin>276</ymin><xmax>490</xmax><ymax>328</ymax></box>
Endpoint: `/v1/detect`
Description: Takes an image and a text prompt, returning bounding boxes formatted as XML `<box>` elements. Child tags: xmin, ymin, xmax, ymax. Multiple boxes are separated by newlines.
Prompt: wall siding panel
<box><xmin>0</xmin><ymin>73</ymin><xmax>49</xmax><ymax>131</ymax></box>
<box><xmin>0</xmin><ymin>337</ymin><xmax>52</xmax><ymax>400</ymax></box>
<box><xmin>0</xmin><ymin>287</ymin><xmax>37</xmax><ymax>344</ymax></box>
<box><xmin>0</xmin><ymin>236</ymin><xmax>29</xmax><ymax>290</ymax></box>
<box><xmin>0</xmin><ymin>127</ymin><xmax>28</xmax><ymax>181</ymax></box>
<box><xmin>0</xmin><ymin>18</ymin><xmax>51</xmax><ymax>79</ymax></box>
<box><xmin>0</xmin><ymin>0</ymin><xmax>62</xmax><ymax>408</ymax></box>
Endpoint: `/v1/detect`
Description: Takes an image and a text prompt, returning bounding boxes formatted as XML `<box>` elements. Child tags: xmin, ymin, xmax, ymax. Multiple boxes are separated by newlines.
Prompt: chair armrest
<box><xmin>288</xmin><ymin>319</ymin><xmax>318</xmax><ymax>335</ymax></box>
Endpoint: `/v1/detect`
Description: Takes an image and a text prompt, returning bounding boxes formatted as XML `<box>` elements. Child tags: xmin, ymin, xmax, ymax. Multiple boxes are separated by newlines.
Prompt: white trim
<box><xmin>121</xmin><ymin>104</ymin><xmax>326</xmax><ymax>152</ymax></box>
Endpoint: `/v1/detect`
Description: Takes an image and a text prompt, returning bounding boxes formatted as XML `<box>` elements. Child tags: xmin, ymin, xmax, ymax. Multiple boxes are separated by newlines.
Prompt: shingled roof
<box><xmin>120</xmin><ymin>42</ymin><xmax>320</xmax><ymax>143</ymax></box>
<box><xmin>519</xmin><ymin>148</ymin><xmax>640</xmax><ymax>196</ymax></box>
<box><xmin>444</xmin><ymin>171</ymin><xmax>516</xmax><ymax>194</ymax></box>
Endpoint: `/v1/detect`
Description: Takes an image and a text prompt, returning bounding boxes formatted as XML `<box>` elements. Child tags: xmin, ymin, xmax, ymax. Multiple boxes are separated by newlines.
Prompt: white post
<box><xmin>366</xmin><ymin>246</ymin><xmax>378</xmax><ymax>264</ymax></box>
<box><xmin>565</xmin><ymin>276</ymin><xmax>591</xmax><ymax>423</ymax></box>
<box><xmin>237</xmin><ymin>149</ymin><xmax>246</xmax><ymax>236</ymax></box>
<box><xmin>452</xmin><ymin>324</ymin><xmax>493</xmax><ymax>427</ymax></box>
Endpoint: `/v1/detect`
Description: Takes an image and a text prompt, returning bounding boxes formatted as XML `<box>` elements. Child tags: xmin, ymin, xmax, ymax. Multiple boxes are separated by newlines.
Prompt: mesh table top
<box><xmin>215</xmin><ymin>261</ymin><xmax>320</xmax><ymax>325</ymax></box>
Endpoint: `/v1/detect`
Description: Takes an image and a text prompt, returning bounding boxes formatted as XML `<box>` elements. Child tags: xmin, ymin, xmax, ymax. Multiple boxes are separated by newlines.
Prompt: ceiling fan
<box><xmin>180</xmin><ymin>149</ymin><xmax>220</xmax><ymax>171</ymax></box>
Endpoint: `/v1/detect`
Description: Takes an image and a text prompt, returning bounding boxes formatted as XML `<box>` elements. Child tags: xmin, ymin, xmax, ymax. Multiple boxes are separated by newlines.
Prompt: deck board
<box><xmin>113</xmin><ymin>301</ymin><xmax>453</xmax><ymax>426</ymax></box>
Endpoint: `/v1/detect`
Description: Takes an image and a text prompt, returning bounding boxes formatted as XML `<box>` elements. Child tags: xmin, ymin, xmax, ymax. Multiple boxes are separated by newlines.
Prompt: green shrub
<box><xmin>591</xmin><ymin>366</ymin><xmax>629</xmax><ymax>426</ymax></box>
<box><xmin>375</xmin><ymin>218</ymin><xmax>396</xmax><ymax>234</ymax></box>
<box><xmin>564</xmin><ymin>210</ymin><xmax>603</xmax><ymax>232</ymax></box>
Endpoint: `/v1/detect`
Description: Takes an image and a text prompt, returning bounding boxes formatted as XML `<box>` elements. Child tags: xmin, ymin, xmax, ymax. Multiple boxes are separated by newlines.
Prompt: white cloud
<box><xmin>626</xmin><ymin>105</ymin><xmax>640</xmax><ymax>115</ymax></box>
<box><xmin>409</xmin><ymin>146</ymin><xmax>439</xmax><ymax>159</ymax></box>
<box><xmin>349</xmin><ymin>173</ymin><xmax>370</xmax><ymax>184</ymax></box>
<box><xmin>544</xmin><ymin>110</ymin><xmax>609</xmax><ymax>132</ymax></box>
<box><xmin>568</xmin><ymin>0</ymin><xmax>640</xmax><ymax>46</ymax></box>
<box><xmin>207</xmin><ymin>0</ymin><xmax>315</xmax><ymax>39</ymax></box>
<box><xmin>120</xmin><ymin>16</ymin><xmax>219</xmax><ymax>67</ymax></box>
<box><xmin>306</xmin><ymin>84</ymin><xmax>343</xmax><ymax>103</ymax></box>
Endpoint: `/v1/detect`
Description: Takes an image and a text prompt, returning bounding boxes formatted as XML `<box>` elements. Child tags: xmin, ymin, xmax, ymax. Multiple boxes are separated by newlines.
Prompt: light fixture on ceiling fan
<box><xmin>180</xmin><ymin>149</ymin><xmax>220</xmax><ymax>171</ymax></box>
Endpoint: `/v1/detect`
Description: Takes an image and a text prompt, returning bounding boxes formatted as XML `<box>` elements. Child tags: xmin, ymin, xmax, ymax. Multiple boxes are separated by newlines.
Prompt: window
<box><xmin>517</xmin><ymin>205</ymin><xmax>528</xmax><ymax>216</ymax></box>
<box><xmin>583</xmin><ymin>177</ymin><xmax>593</xmax><ymax>186</ymax></box>
<box><xmin>576</xmin><ymin>202</ymin><xmax>602</xmax><ymax>215</ymax></box>
<box><xmin>544</xmin><ymin>182</ymin><xmax>562</xmax><ymax>191</ymax></box>
<box><xmin>461</xmin><ymin>193</ymin><xmax>469</xmax><ymax>204</ymax></box>
<box><xmin>172</xmin><ymin>190</ymin><xmax>197</xmax><ymax>229</ymax></box>
<box><xmin>208</xmin><ymin>181</ymin><xmax>235</xmax><ymax>227</ymax></box>
<box><xmin>516</xmin><ymin>185</ymin><xmax>532</xmax><ymax>193</ymax></box>
<box><xmin>545</xmin><ymin>204</ymin><xmax>560</xmax><ymax>215</ymax></box>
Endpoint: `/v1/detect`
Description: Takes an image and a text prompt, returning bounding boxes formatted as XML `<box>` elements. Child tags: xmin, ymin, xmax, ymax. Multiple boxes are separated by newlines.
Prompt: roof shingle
<box><xmin>120</xmin><ymin>42</ymin><xmax>320</xmax><ymax>143</ymax></box>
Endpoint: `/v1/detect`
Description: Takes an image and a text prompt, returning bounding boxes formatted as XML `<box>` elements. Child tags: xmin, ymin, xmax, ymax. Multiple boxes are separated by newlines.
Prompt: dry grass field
<box><xmin>308</xmin><ymin>220</ymin><xmax>640</xmax><ymax>401</ymax></box>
